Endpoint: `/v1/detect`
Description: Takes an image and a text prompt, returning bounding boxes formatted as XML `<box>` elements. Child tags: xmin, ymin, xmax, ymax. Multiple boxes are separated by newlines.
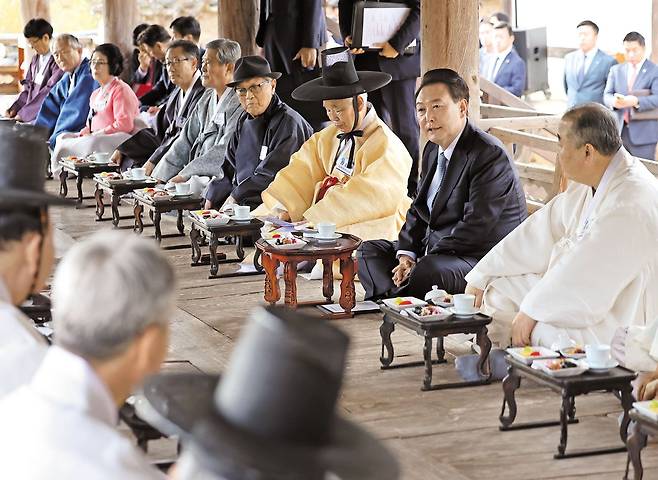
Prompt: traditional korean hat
<box><xmin>291</xmin><ymin>46</ymin><xmax>391</xmax><ymax>102</ymax></box>
<box><xmin>226</xmin><ymin>55</ymin><xmax>282</xmax><ymax>88</ymax></box>
<box><xmin>140</xmin><ymin>306</ymin><xmax>399</xmax><ymax>480</ymax></box>
<box><xmin>0</xmin><ymin>121</ymin><xmax>72</xmax><ymax>207</ymax></box>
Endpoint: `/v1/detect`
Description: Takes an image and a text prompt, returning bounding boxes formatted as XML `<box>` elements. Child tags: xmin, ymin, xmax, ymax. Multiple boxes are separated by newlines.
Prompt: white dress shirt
<box><xmin>0</xmin><ymin>278</ymin><xmax>47</xmax><ymax>398</ymax></box>
<box><xmin>0</xmin><ymin>346</ymin><xmax>165</xmax><ymax>479</ymax></box>
<box><xmin>178</xmin><ymin>70</ymin><xmax>201</xmax><ymax>116</ymax></box>
<box><xmin>397</xmin><ymin>122</ymin><xmax>466</xmax><ymax>261</ymax></box>
<box><xmin>580</xmin><ymin>47</ymin><xmax>598</xmax><ymax>76</ymax></box>
<box><xmin>34</xmin><ymin>52</ymin><xmax>52</xmax><ymax>86</ymax></box>
<box><xmin>489</xmin><ymin>46</ymin><xmax>512</xmax><ymax>81</ymax></box>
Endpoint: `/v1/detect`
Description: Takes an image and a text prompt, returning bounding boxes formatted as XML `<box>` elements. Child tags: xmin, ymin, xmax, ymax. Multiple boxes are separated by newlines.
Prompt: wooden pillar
<box><xmin>421</xmin><ymin>0</ymin><xmax>480</xmax><ymax>119</ymax></box>
<box><xmin>20</xmin><ymin>0</ymin><xmax>50</xmax><ymax>23</ymax></box>
<box><xmin>103</xmin><ymin>0</ymin><xmax>139</xmax><ymax>81</ymax></box>
<box><xmin>652</xmin><ymin>0</ymin><xmax>658</xmax><ymax>63</ymax></box>
<box><xmin>218</xmin><ymin>0</ymin><xmax>259</xmax><ymax>56</ymax></box>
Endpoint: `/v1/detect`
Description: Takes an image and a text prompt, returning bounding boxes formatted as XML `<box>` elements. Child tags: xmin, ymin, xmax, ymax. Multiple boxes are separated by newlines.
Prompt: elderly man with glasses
<box><xmin>110</xmin><ymin>40</ymin><xmax>205</xmax><ymax>172</ymax></box>
<box><xmin>151</xmin><ymin>39</ymin><xmax>242</xmax><ymax>190</ymax></box>
<box><xmin>204</xmin><ymin>56</ymin><xmax>313</xmax><ymax>210</ymax></box>
<box><xmin>35</xmin><ymin>34</ymin><xmax>98</xmax><ymax>149</ymax></box>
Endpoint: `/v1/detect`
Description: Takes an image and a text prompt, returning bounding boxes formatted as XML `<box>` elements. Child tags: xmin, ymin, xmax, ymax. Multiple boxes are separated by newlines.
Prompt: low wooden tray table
<box><xmin>58</xmin><ymin>159</ymin><xmax>120</xmax><ymax>206</ymax></box>
<box><xmin>93</xmin><ymin>175</ymin><xmax>158</xmax><ymax>227</ymax></box>
<box><xmin>379</xmin><ymin>305</ymin><xmax>493</xmax><ymax>391</ymax></box>
<box><xmin>133</xmin><ymin>191</ymin><xmax>204</xmax><ymax>243</ymax></box>
<box><xmin>500</xmin><ymin>356</ymin><xmax>636</xmax><ymax>459</ymax></box>
<box><xmin>189</xmin><ymin>216</ymin><xmax>265</xmax><ymax>278</ymax></box>
<box><xmin>625</xmin><ymin>409</ymin><xmax>658</xmax><ymax>479</ymax></box>
<box><xmin>254</xmin><ymin>234</ymin><xmax>361</xmax><ymax>319</ymax></box>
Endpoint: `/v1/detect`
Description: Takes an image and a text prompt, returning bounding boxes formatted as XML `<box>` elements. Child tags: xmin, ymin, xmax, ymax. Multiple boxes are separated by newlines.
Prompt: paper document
<box><xmin>318</xmin><ymin>301</ymin><xmax>381</xmax><ymax>314</ymax></box>
<box><xmin>361</xmin><ymin>7</ymin><xmax>410</xmax><ymax>46</ymax></box>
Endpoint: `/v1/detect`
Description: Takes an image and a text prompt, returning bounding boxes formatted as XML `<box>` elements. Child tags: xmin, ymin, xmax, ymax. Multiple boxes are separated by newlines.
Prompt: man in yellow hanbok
<box><xmin>254</xmin><ymin>47</ymin><xmax>412</xmax><ymax>241</ymax></box>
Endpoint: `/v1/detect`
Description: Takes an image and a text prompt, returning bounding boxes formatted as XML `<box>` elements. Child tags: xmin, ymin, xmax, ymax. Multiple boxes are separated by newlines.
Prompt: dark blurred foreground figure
<box><xmin>141</xmin><ymin>306</ymin><xmax>400</xmax><ymax>480</ymax></box>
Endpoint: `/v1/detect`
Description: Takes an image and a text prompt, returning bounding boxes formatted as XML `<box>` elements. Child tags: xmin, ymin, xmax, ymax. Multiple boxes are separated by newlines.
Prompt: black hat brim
<box><xmin>292</xmin><ymin>71</ymin><xmax>391</xmax><ymax>102</ymax></box>
<box><xmin>0</xmin><ymin>188</ymin><xmax>75</xmax><ymax>208</ymax></box>
<box><xmin>139</xmin><ymin>373</ymin><xmax>399</xmax><ymax>480</ymax></box>
<box><xmin>226</xmin><ymin>71</ymin><xmax>282</xmax><ymax>88</ymax></box>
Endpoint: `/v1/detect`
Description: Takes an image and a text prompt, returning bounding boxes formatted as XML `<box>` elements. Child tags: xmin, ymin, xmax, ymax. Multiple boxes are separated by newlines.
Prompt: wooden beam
<box><xmin>477</xmin><ymin>115</ymin><xmax>561</xmax><ymax>131</ymax></box>
<box><xmin>515</xmin><ymin>162</ymin><xmax>555</xmax><ymax>184</ymax></box>
<box><xmin>488</xmin><ymin>127</ymin><xmax>559</xmax><ymax>152</ymax></box>
<box><xmin>653</xmin><ymin>0</ymin><xmax>658</xmax><ymax>63</ymax></box>
<box><xmin>480</xmin><ymin>103</ymin><xmax>553</xmax><ymax>118</ymax></box>
<box><xmin>480</xmin><ymin>77</ymin><xmax>535</xmax><ymax>110</ymax></box>
<box><xmin>218</xmin><ymin>0</ymin><xmax>259</xmax><ymax>56</ymax></box>
<box><xmin>421</xmin><ymin>0</ymin><xmax>480</xmax><ymax>119</ymax></box>
<box><xmin>20</xmin><ymin>0</ymin><xmax>50</xmax><ymax>23</ymax></box>
<box><xmin>103</xmin><ymin>0</ymin><xmax>138</xmax><ymax>82</ymax></box>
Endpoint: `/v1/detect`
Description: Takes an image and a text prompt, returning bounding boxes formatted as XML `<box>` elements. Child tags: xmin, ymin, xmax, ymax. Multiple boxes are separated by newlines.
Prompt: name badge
<box><xmin>335</xmin><ymin>156</ymin><xmax>354</xmax><ymax>176</ymax></box>
<box><xmin>259</xmin><ymin>145</ymin><xmax>268</xmax><ymax>160</ymax></box>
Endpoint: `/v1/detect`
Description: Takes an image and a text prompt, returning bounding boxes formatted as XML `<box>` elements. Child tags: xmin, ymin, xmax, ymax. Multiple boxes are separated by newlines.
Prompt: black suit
<box><xmin>138</xmin><ymin>62</ymin><xmax>174</xmax><ymax>107</ymax></box>
<box><xmin>358</xmin><ymin>120</ymin><xmax>527</xmax><ymax>299</ymax></box>
<box><xmin>339</xmin><ymin>0</ymin><xmax>420</xmax><ymax>196</ymax></box>
<box><xmin>256</xmin><ymin>0</ymin><xmax>327</xmax><ymax>131</ymax></box>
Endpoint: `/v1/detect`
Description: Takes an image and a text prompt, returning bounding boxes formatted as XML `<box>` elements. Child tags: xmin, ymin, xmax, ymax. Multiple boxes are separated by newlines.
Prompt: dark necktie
<box><xmin>426</xmin><ymin>152</ymin><xmax>448</xmax><ymax>212</ymax></box>
<box><xmin>333</xmin><ymin>130</ymin><xmax>364</xmax><ymax>171</ymax></box>
<box><xmin>577</xmin><ymin>52</ymin><xmax>586</xmax><ymax>86</ymax></box>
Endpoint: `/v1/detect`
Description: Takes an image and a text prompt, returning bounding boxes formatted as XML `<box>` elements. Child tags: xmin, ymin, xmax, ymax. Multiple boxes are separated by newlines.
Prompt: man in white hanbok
<box><xmin>465</xmin><ymin>103</ymin><xmax>658</xmax><ymax>348</ymax></box>
<box><xmin>0</xmin><ymin>232</ymin><xmax>174</xmax><ymax>479</ymax></box>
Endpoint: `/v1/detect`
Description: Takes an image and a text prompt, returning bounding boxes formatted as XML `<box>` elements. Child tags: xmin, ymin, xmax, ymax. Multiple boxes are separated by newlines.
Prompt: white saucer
<box><xmin>314</xmin><ymin>233</ymin><xmax>341</xmax><ymax>241</ymax></box>
<box><xmin>171</xmin><ymin>192</ymin><xmax>193</xmax><ymax>198</ymax></box>
<box><xmin>587</xmin><ymin>360</ymin><xmax>619</xmax><ymax>373</ymax></box>
<box><xmin>230</xmin><ymin>215</ymin><xmax>252</xmax><ymax>222</ymax></box>
<box><xmin>448</xmin><ymin>306</ymin><xmax>480</xmax><ymax>317</ymax></box>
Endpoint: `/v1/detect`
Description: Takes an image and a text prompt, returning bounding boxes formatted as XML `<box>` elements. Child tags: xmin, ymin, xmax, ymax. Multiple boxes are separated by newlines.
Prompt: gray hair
<box><xmin>205</xmin><ymin>38</ymin><xmax>241</xmax><ymax>65</ymax></box>
<box><xmin>52</xmin><ymin>232</ymin><xmax>175</xmax><ymax>360</ymax></box>
<box><xmin>562</xmin><ymin>102</ymin><xmax>622</xmax><ymax>156</ymax></box>
<box><xmin>54</xmin><ymin>33</ymin><xmax>82</xmax><ymax>50</ymax></box>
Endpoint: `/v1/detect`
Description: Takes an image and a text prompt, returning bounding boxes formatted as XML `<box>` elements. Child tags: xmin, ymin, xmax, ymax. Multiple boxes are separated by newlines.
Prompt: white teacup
<box><xmin>90</xmin><ymin>152</ymin><xmax>111</xmax><ymax>163</ymax></box>
<box><xmin>453</xmin><ymin>293</ymin><xmax>476</xmax><ymax>314</ymax></box>
<box><xmin>175</xmin><ymin>182</ymin><xmax>191</xmax><ymax>195</ymax></box>
<box><xmin>130</xmin><ymin>167</ymin><xmax>146</xmax><ymax>180</ymax></box>
<box><xmin>233</xmin><ymin>205</ymin><xmax>251</xmax><ymax>220</ymax></box>
<box><xmin>585</xmin><ymin>344</ymin><xmax>611</xmax><ymax>368</ymax></box>
<box><xmin>316</xmin><ymin>222</ymin><xmax>336</xmax><ymax>239</ymax></box>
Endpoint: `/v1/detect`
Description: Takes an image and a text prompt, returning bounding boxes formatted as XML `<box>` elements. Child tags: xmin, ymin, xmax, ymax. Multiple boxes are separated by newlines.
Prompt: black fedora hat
<box><xmin>292</xmin><ymin>47</ymin><xmax>391</xmax><ymax>102</ymax></box>
<box><xmin>226</xmin><ymin>56</ymin><xmax>282</xmax><ymax>88</ymax></box>
<box><xmin>0</xmin><ymin>122</ymin><xmax>72</xmax><ymax>207</ymax></box>
<box><xmin>140</xmin><ymin>306</ymin><xmax>399</xmax><ymax>479</ymax></box>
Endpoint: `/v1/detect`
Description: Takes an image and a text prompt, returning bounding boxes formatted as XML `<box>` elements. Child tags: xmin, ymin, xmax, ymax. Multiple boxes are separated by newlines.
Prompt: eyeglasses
<box><xmin>235</xmin><ymin>80</ymin><xmax>271</xmax><ymax>97</ymax></box>
<box><xmin>90</xmin><ymin>60</ymin><xmax>109</xmax><ymax>66</ymax></box>
<box><xmin>164</xmin><ymin>57</ymin><xmax>192</xmax><ymax>68</ymax></box>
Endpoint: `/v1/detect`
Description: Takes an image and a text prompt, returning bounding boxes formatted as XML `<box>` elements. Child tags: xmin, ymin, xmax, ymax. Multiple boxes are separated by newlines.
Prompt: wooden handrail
<box><xmin>489</xmin><ymin>127</ymin><xmax>559</xmax><ymax>152</ymax></box>
<box><xmin>478</xmin><ymin>115</ymin><xmax>561</xmax><ymax>131</ymax></box>
<box><xmin>479</xmin><ymin>77</ymin><xmax>535</xmax><ymax>110</ymax></box>
<box><xmin>480</xmin><ymin>104</ymin><xmax>554</xmax><ymax>118</ymax></box>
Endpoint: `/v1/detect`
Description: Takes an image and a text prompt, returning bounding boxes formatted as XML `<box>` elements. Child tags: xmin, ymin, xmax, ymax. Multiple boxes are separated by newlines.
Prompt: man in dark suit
<box><xmin>563</xmin><ymin>20</ymin><xmax>617</xmax><ymax>107</ymax></box>
<box><xmin>256</xmin><ymin>0</ymin><xmax>327</xmax><ymax>131</ymax></box>
<box><xmin>604</xmin><ymin>31</ymin><xmax>658</xmax><ymax>160</ymax></box>
<box><xmin>338</xmin><ymin>0</ymin><xmax>420</xmax><ymax>197</ymax></box>
<box><xmin>358</xmin><ymin>69</ymin><xmax>527</xmax><ymax>299</ymax></box>
<box><xmin>136</xmin><ymin>25</ymin><xmax>175</xmax><ymax>107</ymax></box>
<box><xmin>487</xmin><ymin>22</ymin><xmax>526</xmax><ymax>97</ymax></box>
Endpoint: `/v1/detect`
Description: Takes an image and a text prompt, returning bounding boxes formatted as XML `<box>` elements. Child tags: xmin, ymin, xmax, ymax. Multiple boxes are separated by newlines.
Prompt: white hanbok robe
<box><xmin>0</xmin><ymin>346</ymin><xmax>165</xmax><ymax>480</ymax></box>
<box><xmin>0</xmin><ymin>278</ymin><xmax>47</xmax><ymax>398</ymax></box>
<box><xmin>465</xmin><ymin>148</ymin><xmax>658</xmax><ymax>347</ymax></box>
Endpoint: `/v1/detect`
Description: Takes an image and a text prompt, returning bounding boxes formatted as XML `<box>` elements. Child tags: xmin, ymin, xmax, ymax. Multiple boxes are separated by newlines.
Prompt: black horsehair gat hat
<box><xmin>292</xmin><ymin>46</ymin><xmax>391</xmax><ymax>102</ymax></box>
<box><xmin>139</xmin><ymin>306</ymin><xmax>399</xmax><ymax>480</ymax></box>
<box><xmin>0</xmin><ymin>121</ymin><xmax>72</xmax><ymax>208</ymax></box>
<box><xmin>226</xmin><ymin>55</ymin><xmax>282</xmax><ymax>88</ymax></box>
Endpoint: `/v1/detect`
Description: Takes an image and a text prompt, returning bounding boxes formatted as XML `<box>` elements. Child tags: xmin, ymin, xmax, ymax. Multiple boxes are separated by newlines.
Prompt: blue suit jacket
<box><xmin>493</xmin><ymin>48</ymin><xmax>526</xmax><ymax>97</ymax></box>
<box><xmin>34</xmin><ymin>58</ymin><xmax>98</xmax><ymax>148</ymax></box>
<box><xmin>604</xmin><ymin>60</ymin><xmax>658</xmax><ymax>146</ymax></box>
<box><xmin>564</xmin><ymin>49</ymin><xmax>617</xmax><ymax>107</ymax></box>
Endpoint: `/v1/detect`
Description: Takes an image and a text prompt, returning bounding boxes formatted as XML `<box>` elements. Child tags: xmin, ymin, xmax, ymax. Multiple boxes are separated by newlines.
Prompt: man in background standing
<box><xmin>488</xmin><ymin>22</ymin><xmax>526</xmax><ymax>97</ymax></box>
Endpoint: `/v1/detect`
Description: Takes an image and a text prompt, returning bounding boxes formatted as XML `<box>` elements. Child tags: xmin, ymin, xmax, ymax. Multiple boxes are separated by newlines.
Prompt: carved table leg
<box><xmin>59</xmin><ymin>170</ymin><xmax>68</xmax><ymax>197</ymax></box>
<box><xmin>235</xmin><ymin>235</ymin><xmax>245</xmax><ymax>260</ymax></box>
<box><xmin>619</xmin><ymin>386</ymin><xmax>635</xmax><ymax>443</ymax></box>
<box><xmin>557</xmin><ymin>391</ymin><xmax>570</xmax><ymax>457</ymax></box>
<box><xmin>133</xmin><ymin>203</ymin><xmax>144</xmax><ymax>234</ymax></box>
<box><xmin>95</xmin><ymin>185</ymin><xmax>104</xmax><ymax>221</ymax></box>
<box><xmin>209</xmin><ymin>234</ymin><xmax>220</xmax><ymax>276</ymax></box>
<box><xmin>476</xmin><ymin>326</ymin><xmax>493</xmax><ymax>380</ymax></box>
<box><xmin>626</xmin><ymin>421</ymin><xmax>647</xmax><ymax>480</ymax></box>
<box><xmin>153</xmin><ymin>211</ymin><xmax>162</xmax><ymax>243</ymax></box>
<box><xmin>379</xmin><ymin>316</ymin><xmax>395</xmax><ymax>367</ymax></box>
<box><xmin>190</xmin><ymin>225</ymin><xmax>201</xmax><ymax>264</ymax></box>
<box><xmin>177</xmin><ymin>209</ymin><xmax>184</xmax><ymax>235</ymax></box>
<box><xmin>436</xmin><ymin>336</ymin><xmax>446</xmax><ymax>362</ymax></box>
<box><xmin>421</xmin><ymin>336</ymin><xmax>433</xmax><ymax>391</ymax></box>
<box><xmin>322</xmin><ymin>258</ymin><xmax>334</xmax><ymax>303</ymax></box>
<box><xmin>111</xmin><ymin>192</ymin><xmax>120</xmax><ymax>227</ymax></box>
<box><xmin>283</xmin><ymin>261</ymin><xmax>298</xmax><ymax>308</ymax></box>
<box><xmin>568</xmin><ymin>396</ymin><xmax>576</xmax><ymax>422</ymax></box>
<box><xmin>499</xmin><ymin>364</ymin><xmax>522</xmax><ymax>429</ymax></box>
<box><xmin>338</xmin><ymin>256</ymin><xmax>357</xmax><ymax>315</ymax></box>
<box><xmin>253</xmin><ymin>248</ymin><xmax>264</xmax><ymax>272</ymax></box>
<box><xmin>76</xmin><ymin>175</ymin><xmax>84</xmax><ymax>205</ymax></box>
<box><xmin>261</xmin><ymin>253</ymin><xmax>280</xmax><ymax>305</ymax></box>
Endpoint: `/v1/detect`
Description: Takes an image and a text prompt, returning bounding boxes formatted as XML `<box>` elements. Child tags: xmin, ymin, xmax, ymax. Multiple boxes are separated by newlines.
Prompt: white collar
<box><xmin>181</xmin><ymin>70</ymin><xmax>201</xmax><ymax>96</ymax></box>
<box><xmin>629</xmin><ymin>59</ymin><xmax>646</xmax><ymax>72</ymax></box>
<box><xmin>579</xmin><ymin>147</ymin><xmax>625</xmax><ymax>231</ymax></box>
<box><xmin>496</xmin><ymin>46</ymin><xmax>513</xmax><ymax>60</ymax></box>
<box><xmin>31</xmin><ymin>346</ymin><xmax>117</xmax><ymax>427</ymax></box>
<box><xmin>438</xmin><ymin>120</ymin><xmax>467</xmax><ymax>161</ymax></box>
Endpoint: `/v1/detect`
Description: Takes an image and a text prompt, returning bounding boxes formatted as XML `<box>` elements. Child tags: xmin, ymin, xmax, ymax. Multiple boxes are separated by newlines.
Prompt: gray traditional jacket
<box><xmin>152</xmin><ymin>87</ymin><xmax>242</xmax><ymax>181</ymax></box>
